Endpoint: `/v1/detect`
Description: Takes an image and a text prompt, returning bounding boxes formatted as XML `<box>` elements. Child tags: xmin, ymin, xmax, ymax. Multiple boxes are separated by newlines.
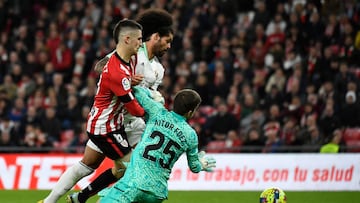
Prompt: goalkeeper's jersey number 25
<box><xmin>142</xmin><ymin>131</ymin><xmax>181</xmax><ymax>169</ymax></box>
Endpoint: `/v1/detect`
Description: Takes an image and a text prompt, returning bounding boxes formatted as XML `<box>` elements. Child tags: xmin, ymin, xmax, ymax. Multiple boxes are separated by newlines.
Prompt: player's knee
<box><xmin>75</xmin><ymin>161</ymin><xmax>94</xmax><ymax>177</ymax></box>
<box><xmin>81</xmin><ymin>147</ymin><xmax>105</xmax><ymax>169</ymax></box>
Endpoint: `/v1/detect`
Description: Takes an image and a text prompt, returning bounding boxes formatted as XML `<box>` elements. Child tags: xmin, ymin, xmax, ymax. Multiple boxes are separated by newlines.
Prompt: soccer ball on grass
<box><xmin>259</xmin><ymin>187</ymin><xmax>287</xmax><ymax>203</ymax></box>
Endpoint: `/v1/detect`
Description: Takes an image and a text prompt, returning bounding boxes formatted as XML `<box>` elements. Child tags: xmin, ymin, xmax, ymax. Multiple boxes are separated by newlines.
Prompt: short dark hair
<box><xmin>173</xmin><ymin>89</ymin><xmax>201</xmax><ymax>115</ymax></box>
<box><xmin>135</xmin><ymin>8</ymin><xmax>174</xmax><ymax>41</ymax></box>
<box><xmin>113</xmin><ymin>19</ymin><xmax>143</xmax><ymax>44</ymax></box>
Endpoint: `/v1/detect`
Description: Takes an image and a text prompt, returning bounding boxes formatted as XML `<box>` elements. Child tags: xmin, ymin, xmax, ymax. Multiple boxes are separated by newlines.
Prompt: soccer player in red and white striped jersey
<box><xmin>67</xmin><ymin>9</ymin><xmax>175</xmax><ymax>203</ymax></box>
<box><xmin>41</xmin><ymin>19</ymin><xmax>144</xmax><ymax>203</ymax></box>
<box><xmin>87</xmin><ymin>51</ymin><xmax>139</xmax><ymax>136</ymax></box>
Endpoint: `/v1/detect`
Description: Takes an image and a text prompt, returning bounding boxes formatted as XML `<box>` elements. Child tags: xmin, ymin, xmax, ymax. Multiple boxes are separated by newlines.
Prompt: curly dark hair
<box><xmin>135</xmin><ymin>8</ymin><xmax>174</xmax><ymax>41</ymax></box>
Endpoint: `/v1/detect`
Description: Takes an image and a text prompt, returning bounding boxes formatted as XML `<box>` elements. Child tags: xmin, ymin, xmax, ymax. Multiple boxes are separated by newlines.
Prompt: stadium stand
<box><xmin>0</xmin><ymin>0</ymin><xmax>360</xmax><ymax>153</ymax></box>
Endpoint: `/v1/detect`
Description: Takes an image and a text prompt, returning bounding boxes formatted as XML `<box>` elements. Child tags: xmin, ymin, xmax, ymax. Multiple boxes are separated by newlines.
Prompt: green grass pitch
<box><xmin>0</xmin><ymin>190</ymin><xmax>358</xmax><ymax>203</ymax></box>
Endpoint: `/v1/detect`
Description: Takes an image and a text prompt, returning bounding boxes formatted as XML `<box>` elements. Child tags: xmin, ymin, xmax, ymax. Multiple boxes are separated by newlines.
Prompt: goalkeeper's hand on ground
<box><xmin>198</xmin><ymin>151</ymin><xmax>216</xmax><ymax>172</ymax></box>
<box><xmin>150</xmin><ymin>90</ymin><xmax>165</xmax><ymax>104</ymax></box>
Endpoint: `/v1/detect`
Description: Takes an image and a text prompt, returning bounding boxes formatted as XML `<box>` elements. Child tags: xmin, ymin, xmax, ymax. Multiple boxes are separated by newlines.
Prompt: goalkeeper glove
<box><xmin>198</xmin><ymin>151</ymin><xmax>216</xmax><ymax>172</ymax></box>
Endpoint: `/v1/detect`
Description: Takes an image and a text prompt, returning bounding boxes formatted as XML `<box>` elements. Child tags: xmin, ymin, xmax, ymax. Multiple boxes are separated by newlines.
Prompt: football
<box><xmin>260</xmin><ymin>187</ymin><xmax>287</xmax><ymax>203</ymax></box>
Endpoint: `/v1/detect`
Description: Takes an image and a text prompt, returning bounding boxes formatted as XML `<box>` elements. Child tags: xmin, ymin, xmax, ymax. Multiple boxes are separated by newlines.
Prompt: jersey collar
<box><xmin>114</xmin><ymin>51</ymin><xmax>130</xmax><ymax>66</ymax></box>
<box><xmin>140</xmin><ymin>42</ymin><xmax>156</xmax><ymax>61</ymax></box>
<box><xmin>172</xmin><ymin>111</ymin><xmax>186</xmax><ymax>121</ymax></box>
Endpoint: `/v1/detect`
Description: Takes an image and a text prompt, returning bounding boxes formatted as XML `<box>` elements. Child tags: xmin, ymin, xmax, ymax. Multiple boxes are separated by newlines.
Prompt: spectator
<box><xmin>323</xmin><ymin>14</ymin><xmax>340</xmax><ymax>47</ymax></box>
<box><xmin>52</xmin><ymin>73</ymin><xmax>68</xmax><ymax>108</ymax></box>
<box><xmin>318</xmin><ymin>81</ymin><xmax>335</xmax><ymax>106</ymax></box>
<box><xmin>24</xmin><ymin>52</ymin><xmax>42</xmax><ymax>75</ymax></box>
<box><xmin>266</xmin><ymin>13</ymin><xmax>287</xmax><ymax>36</ymax></box>
<box><xmin>0</xmin><ymin>96</ymin><xmax>9</xmax><ymax>119</ymax></box>
<box><xmin>262</xmin><ymin>84</ymin><xmax>284</xmax><ymax>109</ymax></box>
<box><xmin>241</xmin><ymin>107</ymin><xmax>266</xmax><ymax>135</ymax></box>
<box><xmin>320</xmin><ymin>129</ymin><xmax>345</xmax><ymax>153</ymax></box>
<box><xmin>340</xmin><ymin>91</ymin><xmax>360</xmax><ymax>127</ymax></box>
<box><xmin>265</xmin><ymin>68</ymin><xmax>286</xmax><ymax>93</ymax></box>
<box><xmin>305</xmin><ymin>11</ymin><xmax>325</xmax><ymax>44</ymax></box>
<box><xmin>204</xmin><ymin>101</ymin><xmax>239</xmax><ymax>141</ymax></box>
<box><xmin>66</xmin><ymin>29</ymin><xmax>82</xmax><ymax>55</ymax></box>
<box><xmin>334</xmin><ymin>62</ymin><xmax>356</xmax><ymax>101</ymax></box>
<box><xmin>0</xmin><ymin>117</ymin><xmax>18</xmax><ymax>147</ymax></box>
<box><xmin>23</xmin><ymin>124</ymin><xmax>51</xmax><ymax>149</ymax></box>
<box><xmin>68</xmin><ymin>121</ymin><xmax>88</xmax><ymax>153</ymax></box>
<box><xmin>242</xmin><ymin>127</ymin><xmax>264</xmax><ymax>153</ymax></box>
<box><xmin>240</xmin><ymin>93</ymin><xmax>257</xmax><ymax>119</ymax></box>
<box><xmin>262</xmin><ymin>121</ymin><xmax>283</xmax><ymax>153</ymax></box>
<box><xmin>299</xmin><ymin>102</ymin><xmax>317</xmax><ymax>128</ymax></box>
<box><xmin>301</xmin><ymin>125</ymin><xmax>324</xmax><ymax>152</ymax></box>
<box><xmin>208</xmin><ymin>61</ymin><xmax>230</xmax><ymax>100</ymax></box>
<box><xmin>57</xmin><ymin>94</ymin><xmax>82</xmax><ymax>130</ymax></box>
<box><xmin>39</xmin><ymin>107</ymin><xmax>62</xmax><ymax>144</ymax></box>
<box><xmin>265</xmin><ymin>24</ymin><xmax>286</xmax><ymax>49</ymax></box>
<box><xmin>72</xmin><ymin>51</ymin><xmax>86</xmax><ymax>79</ymax></box>
<box><xmin>8</xmin><ymin>97</ymin><xmax>26</xmax><ymax>125</ymax></box>
<box><xmin>18</xmin><ymin>105</ymin><xmax>40</xmax><ymax>140</ymax></box>
<box><xmin>281</xmin><ymin>117</ymin><xmax>301</xmax><ymax>150</ymax></box>
<box><xmin>0</xmin><ymin>130</ymin><xmax>15</xmax><ymax>148</ymax></box>
<box><xmin>265</xmin><ymin>104</ymin><xmax>283</xmax><ymax>124</ymax></box>
<box><xmin>318</xmin><ymin>104</ymin><xmax>341</xmax><ymax>140</ymax></box>
<box><xmin>252</xmin><ymin>1</ymin><xmax>270</xmax><ymax>28</ymax></box>
<box><xmin>0</xmin><ymin>74</ymin><xmax>18</xmax><ymax>100</ymax></box>
<box><xmin>283</xmin><ymin>95</ymin><xmax>302</xmax><ymax>122</ymax></box>
<box><xmin>194</xmin><ymin>74</ymin><xmax>210</xmax><ymax>106</ymax></box>
<box><xmin>223</xmin><ymin>130</ymin><xmax>242</xmax><ymax>153</ymax></box>
<box><xmin>78</xmin><ymin>76</ymin><xmax>97</xmax><ymax>107</ymax></box>
<box><xmin>226</xmin><ymin>93</ymin><xmax>241</xmax><ymax>121</ymax></box>
<box><xmin>248</xmin><ymin>39</ymin><xmax>267</xmax><ymax>67</ymax></box>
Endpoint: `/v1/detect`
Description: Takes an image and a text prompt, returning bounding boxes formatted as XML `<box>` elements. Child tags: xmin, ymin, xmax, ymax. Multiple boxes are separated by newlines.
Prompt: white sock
<box><xmin>44</xmin><ymin>161</ymin><xmax>94</xmax><ymax>203</ymax></box>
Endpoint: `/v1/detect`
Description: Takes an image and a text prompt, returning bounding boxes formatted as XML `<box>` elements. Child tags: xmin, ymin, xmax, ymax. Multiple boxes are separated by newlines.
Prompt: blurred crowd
<box><xmin>0</xmin><ymin>0</ymin><xmax>360</xmax><ymax>153</ymax></box>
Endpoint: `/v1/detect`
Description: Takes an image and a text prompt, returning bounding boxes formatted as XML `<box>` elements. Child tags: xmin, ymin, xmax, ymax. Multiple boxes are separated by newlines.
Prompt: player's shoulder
<box><xmin>107</xmin><ymin>56</ymin><xmax>131</xmax><ymax>75</ymax></box>
<box><xmin>153</xmin><ymin>57</ymin><xmax>164</xmax><ymax>69</ymax></box>
<box><xmin>136</xmin><ymin>50</ymin><xmax>148</xmax><ymax>63</ymax></box>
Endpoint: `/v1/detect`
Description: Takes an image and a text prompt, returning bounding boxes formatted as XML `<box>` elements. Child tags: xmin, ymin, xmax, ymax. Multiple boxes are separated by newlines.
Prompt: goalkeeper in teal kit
<box><xmin>99</xmin><ymin>86</ymin><xmax>216</xmax><ymax>203</ymax></box>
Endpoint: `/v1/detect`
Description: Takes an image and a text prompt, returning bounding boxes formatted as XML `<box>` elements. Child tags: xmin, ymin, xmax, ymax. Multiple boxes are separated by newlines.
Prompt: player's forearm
<box><xmin>187</xmin><ymin>150</ymin><xmax>202</xmax><ymax>173</ymax></box>
<box><xmin>133</xmin><ymin>86</ymin><xmax>159</xmax><ymax>113</ymax></box>
<box><xmin>188</xmin><ymin>159</ymin><xmax>202</xmax><ymax>173</ymax></box>
<box><xmin>124</xmin><ymin>100</ymin><xmax>145</xmax><ymax>117</ymax></box>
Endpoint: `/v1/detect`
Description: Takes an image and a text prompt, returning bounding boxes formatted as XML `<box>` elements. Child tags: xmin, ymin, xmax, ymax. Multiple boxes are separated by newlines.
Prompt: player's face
<box><xmin>154</xmin><ymin>33</ymin><xmax>173</xmax><ymax>57</ymax></box>
<box><xmin>129</xmin><ymin>30</ymin><xmax>143</xmax><ymax>55</ymax></box>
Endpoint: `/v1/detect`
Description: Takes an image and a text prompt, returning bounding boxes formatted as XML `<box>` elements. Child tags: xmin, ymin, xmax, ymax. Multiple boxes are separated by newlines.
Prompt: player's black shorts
<box><xmin>88</xmin><ymin>127</ymin><xmax>131</xmax><ymax>160</ymax></box>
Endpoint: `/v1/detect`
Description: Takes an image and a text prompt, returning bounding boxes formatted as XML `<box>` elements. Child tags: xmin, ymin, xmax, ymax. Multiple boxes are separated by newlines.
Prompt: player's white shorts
<box><xmin>86</xmin><ymin>139</ymin><xmax>103</xmax><ymax>153</ymax></box>
<box><xmin>124</xmin><ymin>116</ymin><xmax>146</xmax><ymax>147</ymax></box>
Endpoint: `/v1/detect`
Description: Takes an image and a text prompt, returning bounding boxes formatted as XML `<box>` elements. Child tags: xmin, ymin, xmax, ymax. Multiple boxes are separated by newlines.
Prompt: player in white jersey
<box><xmin>66</xmin><ymin>9</ymin><xmax>174</xmax><ymax>203</ymax></box>
<box><xmin>39</xmin><ymin>19</ymin><xmax>145</xmax><ymax>203</ymax></box>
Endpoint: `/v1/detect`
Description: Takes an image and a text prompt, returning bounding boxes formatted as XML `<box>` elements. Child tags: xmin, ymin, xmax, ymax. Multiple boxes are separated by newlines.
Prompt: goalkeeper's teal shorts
<box><xmin>99</xmin><ymin>186</ymin><xmax>165</xmax><ymax>203</ymax></box>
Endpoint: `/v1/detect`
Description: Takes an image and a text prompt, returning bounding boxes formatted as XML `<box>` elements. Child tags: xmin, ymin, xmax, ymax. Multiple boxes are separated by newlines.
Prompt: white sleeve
<box><xmin>151</xmin><ymin>57</ymin><xmax>165</xmax><ymax>90</ymax></box>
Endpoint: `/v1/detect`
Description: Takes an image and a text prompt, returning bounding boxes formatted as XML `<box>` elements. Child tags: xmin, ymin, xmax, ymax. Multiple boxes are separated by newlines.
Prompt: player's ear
<box><xmin>151</xmin><ymin>33</ymin><xmax>160</xmax><ymax>41</ymax></box>
<box><xmin>184</xmin><ymin>110</ymin><xmax>194</xmax><ymax>119</ymax></box>
<box><xmin>124</xmin><ymin>35</ymin><xmax>131</xmax><ymax>44</ymax></box>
